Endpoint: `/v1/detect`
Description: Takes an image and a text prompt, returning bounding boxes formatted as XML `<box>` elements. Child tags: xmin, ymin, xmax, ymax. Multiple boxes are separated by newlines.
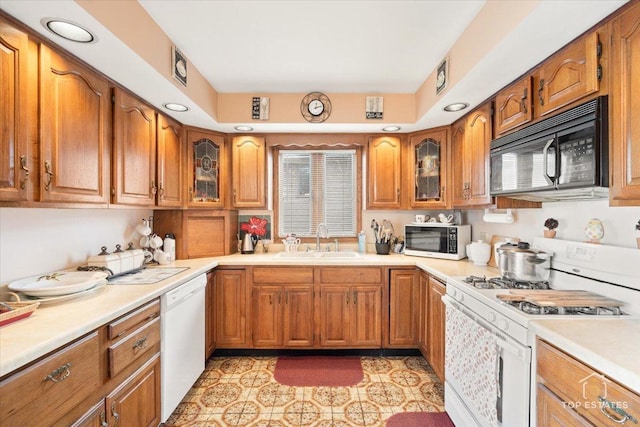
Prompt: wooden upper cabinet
<box><xmin>112</xmin><ymin>88</ymin><xmax>157</xmax><ymax>206</ymax></box>
<box><xmin>450</xmin><ymin>118</ymin><xmax>466</xmax><ymax>205</ymax></box>
<box><xmin>535</xmin><ymin>32</ymin><xmax>601</xmax><ymax>117</ymax></box>
<box><xmin>39</xmin><ymin>45</ymin><xmax>110</xmax><ymax>205</ymax></box>
<box><xmin>451</xmin><ymin>102</ymin><xmax>492</xmax><ymax>207</ymax></box>
<box><xmin>186</xmin><ymin>129</ymin><xmax>226</xmax><ymax>208</ymax></box>
<box><xmin>609</xmin><ymin>0</ymin><xmax>640</xmax><ymax>206</ymax></box>
<box><xmin>367</xmin><ymin>136</ymin><xmax>402</xmax><ymax>209</ymax></box>
<box><xmin>232</xmin><ymin>136</ymin><xmax>266</xmax><ymax>208</ymax></box>
<box><xmin>0</xmin><ymin>17</ymin><xmax>29</xmax><ymax>202</ymax></box>
<box><xmin>409</xmin><ymin>128</ymin><xmax>449</xmax><ymax>209</ymax></box>
<box><xmin>156</xmin><ymin>114</ymin><xmax>183</xmax><ymax>207</ymax></box>
<box><xmin>494</xmin><ymin>76</ymin><xmax>533</xmax><ymax>136</ymax></box>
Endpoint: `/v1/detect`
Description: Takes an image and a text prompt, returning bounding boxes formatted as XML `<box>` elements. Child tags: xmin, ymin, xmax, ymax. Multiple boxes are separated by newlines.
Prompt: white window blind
<box><xmin>278</xmin><ymin>150</ymin><xmax>356</xmax><ymax>237</ymax></box>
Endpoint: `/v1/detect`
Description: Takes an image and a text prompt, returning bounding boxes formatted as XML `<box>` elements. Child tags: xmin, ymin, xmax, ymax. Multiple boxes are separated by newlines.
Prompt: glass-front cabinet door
<box><xmin>186</xmin><ymin>129</ymin><xmax>226</xmax><ymax>208</ymax></box>
<box><xmin>409</xmin><ymin>127</ymin><xmax>449</xmax><ymax>208</ymax></box>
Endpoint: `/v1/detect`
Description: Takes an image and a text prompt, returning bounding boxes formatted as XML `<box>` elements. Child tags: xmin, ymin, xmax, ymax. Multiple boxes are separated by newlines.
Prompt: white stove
<box><xmin>443</xmin><ymin>238</ymin><xmax>640</xmax><ymax>427</ymax></box>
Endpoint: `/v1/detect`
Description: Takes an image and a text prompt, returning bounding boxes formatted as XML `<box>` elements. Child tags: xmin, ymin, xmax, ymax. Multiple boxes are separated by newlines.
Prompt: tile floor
<box><xmin>164</xmin><ymin>355</ymin><xmax>445</xmax><ymax>427</ymax></box>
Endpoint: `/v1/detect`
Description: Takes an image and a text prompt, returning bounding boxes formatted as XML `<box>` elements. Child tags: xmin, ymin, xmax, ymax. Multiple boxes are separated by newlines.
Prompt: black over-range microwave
<box><xmin>490</xmin><ymin>96</ymin><xmax>608</xmax><ymax>201</ymax></box>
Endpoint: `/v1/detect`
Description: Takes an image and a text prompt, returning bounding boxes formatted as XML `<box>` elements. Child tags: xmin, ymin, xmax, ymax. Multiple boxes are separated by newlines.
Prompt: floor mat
<box><xmin>274</xmin><ymin>355</ymin><xmax>363</xmax><ymax>387</ymax></box>
<box><xmin>386</xmin><ymin>411</ymin><xmax>455</xmax><ymax>427</ymax></box>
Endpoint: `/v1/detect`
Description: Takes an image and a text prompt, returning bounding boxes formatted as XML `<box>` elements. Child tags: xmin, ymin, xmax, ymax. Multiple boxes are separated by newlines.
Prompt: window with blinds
<box><xmin>278</xmin><ymin>149</ymin><xmax>356</xmax><ymax>237</ymax></box>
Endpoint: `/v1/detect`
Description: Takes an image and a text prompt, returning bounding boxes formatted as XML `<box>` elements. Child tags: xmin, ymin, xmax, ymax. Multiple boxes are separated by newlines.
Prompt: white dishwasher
<box><xmin>161</xmin><ymin>273</ymin><xmax>206</xmax><ymax>422</ymax></box>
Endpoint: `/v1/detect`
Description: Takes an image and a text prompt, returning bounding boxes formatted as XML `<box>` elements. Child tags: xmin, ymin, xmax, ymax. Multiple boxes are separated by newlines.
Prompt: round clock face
<box><xmin>308</xmin><ymin>99</ymin><xmax>324</xmax><ymax>116</ymax></box>
<box><xmin>301</xmin><ymin>92</ymin><xmax>331</xmax><ymax>123</ymax></box>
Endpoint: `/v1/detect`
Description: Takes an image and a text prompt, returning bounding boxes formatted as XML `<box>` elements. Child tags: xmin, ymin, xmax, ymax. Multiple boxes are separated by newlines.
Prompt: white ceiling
<box><xmin>139</xmin><ymin>0</ymin><xmax>486</xmax><ymax>94</ymax></box>
<box><xmin>0</xmin><ymin>0</ymin><xmax>628</xmax><ymax>133</ymax></box>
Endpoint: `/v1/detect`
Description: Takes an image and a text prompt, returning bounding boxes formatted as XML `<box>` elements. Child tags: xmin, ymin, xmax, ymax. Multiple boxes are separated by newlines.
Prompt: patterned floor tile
<box><xmin>163</xmin><ymin>356</ymin><xmax>444</xmax><ymax>427</ymax></box>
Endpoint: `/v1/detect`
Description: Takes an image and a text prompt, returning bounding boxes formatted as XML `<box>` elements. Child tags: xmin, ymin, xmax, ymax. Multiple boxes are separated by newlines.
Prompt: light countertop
<box><xmin>530</xmin><ymin>318</ymin><xmax>640</xmax><ymax>393</ymax></box>
<box><xmin>0</xmin><ymin>258</ymin><xmax>219</xmax><ymax>377</ymax></box>
<box><xmin>5</xmin><ymin>250</ymin><xmax>638</xmax><ymax>394</ymax></box>
<box><xmin>0</xmin><ymin>252</ymin><xmax>495</xmax><ymax>377</ymax></box>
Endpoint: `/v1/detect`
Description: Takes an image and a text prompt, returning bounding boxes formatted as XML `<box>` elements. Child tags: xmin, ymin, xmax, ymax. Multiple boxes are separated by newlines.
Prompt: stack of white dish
<box><xmin>8</xmin><ymin>271</ymin><xmax>109</xmax><ymax>304</ymax></box>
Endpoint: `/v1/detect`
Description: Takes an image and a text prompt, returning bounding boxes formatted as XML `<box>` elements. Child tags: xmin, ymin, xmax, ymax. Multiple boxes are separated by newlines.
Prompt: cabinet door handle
<box><xmin>100</xmin><ymin>411</ymin><xmax>108</xmax><ymax>427</ymax></box>
<box><xmin>538</xmin><ymin>79</ymin><xmax>545</xmax><ymax>106</ymax></box>
<box><xmin>132</xmin><ymin>337</ymin><xmax>148</xmax><ymax>352</ymax></box>
<box><xmin>44</xmin><ymin>161</ymin><xmax>54</xmax><ymax>191</ymax></box>
<box><xmin>151</xmin><ymin>180</ymin><xmax>158</xmax><ymax>196</ymax></box>
<box><xmin>111</xmin><ymin>402</ymin><xmax>120</xmax><ymax>427</ymax></box>
<box><xmin>598</xmin><ymin>396</ymin><xmax>638</xmax><ymax>424</ymax></box>
<box><xmin>44</xmin><ymin>362</ymin><xmax>71</xmax><ymax>383</ymax></box>
<box><xmin>285</xmin><ymin>291</ymin><xmax>288</xmax><ymax>305</ymax></box>
<box><xmin>158</xmin><ymin>182</ymin><xmax>164</xmax><ymax>198</ymax></box>
<box><xmin>353</xmin><ymin>291</ymin><xmax>357</xmax><ymax>305</ymax></box>
<box><xmin>233</xmin><ymin>190</ymin><xmax>237</xmax><ymax>202</ymax></box>
<box><xmin>346</xmin><ymin>291</ymin><xmax>349</xmax><ymax>305</ymax></box>
<box><xmin>520</xmin><ymin>88</ymin><xmax>528</xmax><ymax>114</ymax></box>
<box><xmin>20</xmin><ymin>155</ymin><xmax>29</xmax><ymax>189</ymax></box>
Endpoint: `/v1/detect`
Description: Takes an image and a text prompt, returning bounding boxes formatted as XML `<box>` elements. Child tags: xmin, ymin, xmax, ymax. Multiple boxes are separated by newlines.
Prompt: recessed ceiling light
<box><xmin>163</xmin><ymin>103</ymin><xmax>189</xmax><ymax>112</ymax></box>
<box><xmin>42</xmin><ymin>19</ymin><xmax>95</xmax><ymax>43</ymax></box>
<box><xmin>382</xmin><ymin>126</ymin><xmax>401</xmax><ymax>132</ymax></box>
<box><xmin>443</xmin><ymin>102</ymin><xmax>469</xmax><ymax>112</ymax></box>
<box><xmin>235</xmin><ymin>125</ymin><xmax>253</xmax><ymax>131</ymax></box>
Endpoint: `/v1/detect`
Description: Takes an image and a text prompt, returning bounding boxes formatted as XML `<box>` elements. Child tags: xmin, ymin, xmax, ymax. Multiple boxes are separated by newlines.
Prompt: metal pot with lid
<box><xmin>496</xmin><ymin>241</ymin><xmax>553</xmax><ymax>282</ymax></box>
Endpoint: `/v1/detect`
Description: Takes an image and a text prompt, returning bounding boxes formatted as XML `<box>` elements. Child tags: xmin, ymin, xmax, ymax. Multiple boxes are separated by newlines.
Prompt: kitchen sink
<box><xmin>274</xmin><ymin>251</ymin><xmax>361</xmax><ymax>259</ymax></box>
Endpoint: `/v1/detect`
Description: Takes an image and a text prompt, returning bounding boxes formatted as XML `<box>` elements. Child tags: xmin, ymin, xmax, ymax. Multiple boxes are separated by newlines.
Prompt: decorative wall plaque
<box><xmin>172</xmin><ymin>46</ymin><xmax>187</xmax><ymax>87</ymax></box>
<box><xmin>366</xmin><ymin>96</ymin><xmax>383</xmax><ymax>119</ymax></box>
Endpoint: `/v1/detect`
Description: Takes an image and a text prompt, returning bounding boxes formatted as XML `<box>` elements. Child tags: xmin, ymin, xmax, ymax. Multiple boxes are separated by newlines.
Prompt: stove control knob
<box><xmin>450</xmin><ymin>289</ymin><xmax>457</xmax><ymax>298</ymax></box>
<box><xmin>488</xmin><ymin>312</ymin><xmax>497</xmax><ymax>322</ymax></box>
<box><xmin>497</xmin><ymin>319</ymin><xmax>509</xmax><ymax>331</ymax></box>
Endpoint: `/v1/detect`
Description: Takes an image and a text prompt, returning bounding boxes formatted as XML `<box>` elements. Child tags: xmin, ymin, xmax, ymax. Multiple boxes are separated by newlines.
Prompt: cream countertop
<box><xmin>0</xmin><ymin>258</ymin><xmax>219</xmax><ymax>377</ymax></box>
<box><xmin>530</xmin><ymin>318</ymin><xmax>640</xmax><ymax>393</ymax></box>
<box><xmin>0</xmin><ymin>252</ymin><xmax>498</xmax><ymax>378</ymax></box>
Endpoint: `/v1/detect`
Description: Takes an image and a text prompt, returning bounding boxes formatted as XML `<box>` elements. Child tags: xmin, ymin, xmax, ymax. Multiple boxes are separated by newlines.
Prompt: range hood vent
<box><xmin>503</xmin><ymin>186</ymin><xmax>609</xmax><ymax>203</ymax></box>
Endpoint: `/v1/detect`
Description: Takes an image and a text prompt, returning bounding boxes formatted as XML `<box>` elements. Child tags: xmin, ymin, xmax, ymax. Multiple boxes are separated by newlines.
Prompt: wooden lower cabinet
<box><xmin>74</xmin><ymin>354</ymin><xmax>161</xmax><ymax>427</ymax></box>
<box><xmin>215</xmin><ymin>268</ymin><xmax>248</xmax><ymax>348</ymax></box>
<box><xmin>1</xmin><ymin>301</ymin><xmax>162</xmax><ymax>427</ymax></box>
<box><xmin>388</xmin><ymin>269</ymin><xmax>419</xmax><ymax>347</ymax></box>
<box><xmin>105</xmin><ymin>354</ymin><xmax>161</xmax><ymax>427</ymax></box>
<box><xmin>537</xmin><ymin>383</ymin><xmax>592</xmax><ymax>427</ymax></box>
<box><xmin>417</xmin><ymin>271</ymin><xmax>430</xmax><ymax>358</ymax></box>
<box><xmin>205</xmin><ymin>270</ymin><xmax>216</xmax><ymax>358</ymax></box>
<box><xmin>537</xmin><ymin>338</ymin><xmax>640</xmax><ymax>426</ymax></box>
<box><xmin>0</xmin><ymin>332</ymin><xmax>101</xmax><ymax>426</ymax></box>
<box><xmin>319</xmin><ymin>285</ymin><xmax>381</xmax><ymax>348</ymax></box>
<box><xmin>427</xmin><ymin>276</ymin><xmax>446</xmax><ymax>382</ymax></box>
<box><xmin>252</xmin><ymin>285</ymin><xmax>314</xmax><ymax>347</ymax></box>
<box><xmin>71</xmin><ymin>400</ymin><xmax>108</xmax><ymax>427</ymax></box>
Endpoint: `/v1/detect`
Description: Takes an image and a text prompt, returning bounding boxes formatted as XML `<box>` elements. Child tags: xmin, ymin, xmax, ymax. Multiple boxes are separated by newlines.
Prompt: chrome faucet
<box><xmin>316</xmin><ymin>223</ymin><xmax>328</xmax><ymax>251</ymax></box>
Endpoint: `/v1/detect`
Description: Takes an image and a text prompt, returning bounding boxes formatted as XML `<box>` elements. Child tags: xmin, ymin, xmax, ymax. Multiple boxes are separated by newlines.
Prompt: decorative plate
<box><xmin>9</xmin><ymin>271</ymin><xmax>109</xmax><ymax>297</ymax></box>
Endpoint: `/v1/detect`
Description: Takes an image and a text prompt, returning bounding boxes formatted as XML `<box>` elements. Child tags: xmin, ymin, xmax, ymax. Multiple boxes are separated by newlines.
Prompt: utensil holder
<box><xmin>375</xmin><ymin>242</ymin><xmax>390</xmax><ymax>255</ymax></box>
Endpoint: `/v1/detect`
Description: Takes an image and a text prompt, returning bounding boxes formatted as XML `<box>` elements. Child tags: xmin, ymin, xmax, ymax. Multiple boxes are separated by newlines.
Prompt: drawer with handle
<box><xmin>108</xmin><ymin>299</ymin><xmax>159</xmax><ymax>340</ymax></box>
<box><xmin>537</xmin><ymin>339</ymin><xmax>640</xmax><ymax>426</ymax></box>
<box><xmin>108</xmin><ymin>316</ymin><xmax>160</xmax><ymax>377</ymax></box>
<box><xmin>0</xmin><ymin>332</ymin><xmax>101</xmax><ymax>426</ymax></box>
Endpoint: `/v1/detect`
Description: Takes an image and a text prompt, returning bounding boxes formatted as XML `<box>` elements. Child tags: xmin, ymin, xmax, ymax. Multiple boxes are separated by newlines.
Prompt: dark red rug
<box><xmin>274</xmin><ymin>356</ymin><xmax>363</xmax><ymax>387</ymax></box>
<box><xmin>386</xmin><ymin>412</ymin><xmax>455</xmax><ymax>427</ymax></box>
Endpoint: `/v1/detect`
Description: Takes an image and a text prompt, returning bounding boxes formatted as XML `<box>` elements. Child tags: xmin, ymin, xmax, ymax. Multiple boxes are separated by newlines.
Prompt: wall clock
<box><xmin>301</xmin><ymin>92</ymin><xmax>331</xmax><ymax>123</ymax></box>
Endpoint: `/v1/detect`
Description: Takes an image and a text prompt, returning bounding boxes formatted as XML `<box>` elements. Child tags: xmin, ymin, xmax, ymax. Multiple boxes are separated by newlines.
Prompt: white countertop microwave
<box><xmin>403</xmin><ymin>223</ymin><xmax>471</xmax><ymax>260</ymax></box>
